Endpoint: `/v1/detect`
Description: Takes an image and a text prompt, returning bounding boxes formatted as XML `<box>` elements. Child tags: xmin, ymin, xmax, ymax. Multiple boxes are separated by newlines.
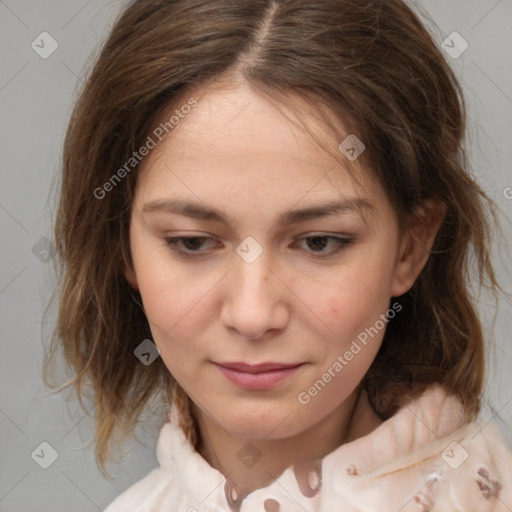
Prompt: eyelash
<box><xmin>162</xmin><ymin>235</ymin><xmax>354</xmax><ymax>260</ymax></box>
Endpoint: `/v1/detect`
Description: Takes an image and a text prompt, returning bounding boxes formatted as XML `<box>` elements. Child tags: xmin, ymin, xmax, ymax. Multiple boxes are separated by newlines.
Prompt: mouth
<box><xmin>214</xmin><ymin>361</ymin><xmax>304</xmax><ymax>390</ymax></box>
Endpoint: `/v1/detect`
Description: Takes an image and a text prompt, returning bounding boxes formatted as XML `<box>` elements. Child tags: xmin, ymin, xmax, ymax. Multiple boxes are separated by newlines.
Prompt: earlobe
<box><xmin>124</xmin><ymin>265</ymin><xmax>139</xmax><ymax>291</ymax></box>
<box><xmin>391</xmin><ymin>198</ymin><xmax>447</xmax><ymax>297</ymax></box>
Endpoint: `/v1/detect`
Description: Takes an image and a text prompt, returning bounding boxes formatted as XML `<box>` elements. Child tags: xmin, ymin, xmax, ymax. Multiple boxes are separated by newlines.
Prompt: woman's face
<box><xmin>127</xmin><ymin>79</ymin><xmax>409</xmax><ymax>440</ymax></box>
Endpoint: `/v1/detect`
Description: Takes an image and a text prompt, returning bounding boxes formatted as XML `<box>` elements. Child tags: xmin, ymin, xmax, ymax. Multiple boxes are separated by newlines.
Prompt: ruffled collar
<box><xmin>156</xmin><ymin>385</ymin><xmax>469</xmax><ymax>511</ymax></box>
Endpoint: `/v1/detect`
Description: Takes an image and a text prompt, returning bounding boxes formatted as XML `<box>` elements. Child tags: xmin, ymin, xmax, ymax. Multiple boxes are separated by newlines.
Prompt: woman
<box><xmin>48</xmin><ymin>0</ymin><xmax>512</xmax><ymax>510</ymax></box>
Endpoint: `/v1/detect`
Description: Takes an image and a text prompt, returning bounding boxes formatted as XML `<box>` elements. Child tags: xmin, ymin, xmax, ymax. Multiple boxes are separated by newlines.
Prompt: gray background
<box><xmin>1</xmin><ymin>1</ymin><xmax>511</xmax><ymax>511</ymax></box>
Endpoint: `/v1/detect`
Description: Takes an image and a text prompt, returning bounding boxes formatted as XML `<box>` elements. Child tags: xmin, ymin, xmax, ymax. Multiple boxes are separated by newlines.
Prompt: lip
<box><xmin>215</xmin><ymin>361</ymin><xmax>304</xmax><ymax>390</ymax></box>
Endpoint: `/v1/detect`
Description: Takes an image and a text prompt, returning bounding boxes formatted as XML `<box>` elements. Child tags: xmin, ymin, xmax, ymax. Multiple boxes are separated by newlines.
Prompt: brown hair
<box><xmin>46</xmin><ymin>0</ymin><xmax>500</xmax><ymax>474</ymax></box>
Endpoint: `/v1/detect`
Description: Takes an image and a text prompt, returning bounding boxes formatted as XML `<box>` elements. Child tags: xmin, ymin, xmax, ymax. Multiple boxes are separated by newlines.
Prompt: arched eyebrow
<box><xmin>141</xmin><ymin>197</ymin><xmax>374</xmax><ymax>230</ymax></box>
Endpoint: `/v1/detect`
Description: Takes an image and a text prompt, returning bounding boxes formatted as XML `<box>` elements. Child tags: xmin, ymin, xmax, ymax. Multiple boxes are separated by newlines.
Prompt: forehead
<box><xmin>150</xmin><ymin>79</ymin><xmax>345</xmax><ymax>168</ymax></box>
<box><xmin>135</xmin><ymin>79</ymin><xmax>388</xmax><ymax>218</ymax></box>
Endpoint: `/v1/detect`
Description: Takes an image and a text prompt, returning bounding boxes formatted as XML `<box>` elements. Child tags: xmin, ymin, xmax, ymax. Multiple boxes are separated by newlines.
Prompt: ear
<box><xmin>391</xmin><ymin>198</ymin><xmax>447</xmax><ymax>297</ymax></box>
<box><xmin>124</xmin><ymin>263</ymin><xmax>140</xmax><ymax>291</ymax></box>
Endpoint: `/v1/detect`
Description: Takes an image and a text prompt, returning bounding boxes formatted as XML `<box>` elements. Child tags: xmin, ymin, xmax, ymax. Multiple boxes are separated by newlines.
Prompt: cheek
<box><xmin>138</xmin><ymin>272</ymin><xmax>210</xmax><ymax>339</ymax></box>
<box><xmin>136</xmin><ymin>272</ymin><xmax>207</xmax><ymax>377</ymax></box>
<box><xmin>129</xmin><ymin>222</ymin><xmax>205</xmax><ymax>328</ymax></box>
<box><xmin>307</xmin><ymin>281</ymin><xmax>390</xmax><ymax>399</ymax></box>
<box><xmin>129</xmin><ymin>258</ymin><xmax>196</xmax><ymax>359</ymax></box>
<box><xmin>305</xmin><ymin>265</ymin><xmax>392</xmax><ymax>340</ymax></box>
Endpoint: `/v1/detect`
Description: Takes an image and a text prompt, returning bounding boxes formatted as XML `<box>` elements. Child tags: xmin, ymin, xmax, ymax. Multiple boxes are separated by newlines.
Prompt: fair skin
<box><xmin>125</xmin><ymin>76</ymin><xmax>445</xmax><ymax>493</ymax></box>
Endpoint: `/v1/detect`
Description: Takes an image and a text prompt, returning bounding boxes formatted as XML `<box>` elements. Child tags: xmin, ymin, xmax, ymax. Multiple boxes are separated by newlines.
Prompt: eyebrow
<box><xmin>141</xmin><ymin>197</ymin><xmax>374</xmax><ymax>230</ymax></box>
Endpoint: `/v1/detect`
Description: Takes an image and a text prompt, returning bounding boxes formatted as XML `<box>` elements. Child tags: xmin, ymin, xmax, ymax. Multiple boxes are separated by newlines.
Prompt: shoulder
<box><xmin>103</xmin><ymin>423</ymin><xmax>186</xmax><ymax>512</ymax></box>
<box><xmin>103</xmin><ymin>419</ymin><xmax>228</xmax><ymax>512</ymax></box>
<box><xmin>320</xmin><ymin>386</ymin><xmax>512</xmax><ymax>511</ymax></box>
<box><xmin>103</xmin><ymin>466</ymin><xmax>180</xmax><ymax>512</ymax></box>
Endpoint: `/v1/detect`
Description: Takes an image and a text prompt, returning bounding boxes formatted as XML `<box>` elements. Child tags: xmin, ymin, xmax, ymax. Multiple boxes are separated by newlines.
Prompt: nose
<box><xmin>220</xmin><ymin>251</ymin><xmax>290</xmax><ymax>340</ymax></box>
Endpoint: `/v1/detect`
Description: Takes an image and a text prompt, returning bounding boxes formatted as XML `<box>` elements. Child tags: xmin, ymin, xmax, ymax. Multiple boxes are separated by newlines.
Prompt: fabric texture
<box><xmin>104</xmin><ymin>385</ymin><xmax>512</xmax><ymax>511</ymax></box>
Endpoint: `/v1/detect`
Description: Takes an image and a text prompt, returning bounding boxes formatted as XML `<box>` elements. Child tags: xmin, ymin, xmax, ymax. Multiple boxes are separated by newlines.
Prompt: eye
<box><xmin>163</xmin><ymin>236</ymin><xmax>218</xmax><ymax>258</ymax></box>
<box><xmin>163</xmin><ymin>234</ymin><xmax>354</xmax><ymax>260</ymax></box>
<box><xmin>291</xmin><ymin>234</ymin><xmax>354</xmax><ymax>258</ymax></box>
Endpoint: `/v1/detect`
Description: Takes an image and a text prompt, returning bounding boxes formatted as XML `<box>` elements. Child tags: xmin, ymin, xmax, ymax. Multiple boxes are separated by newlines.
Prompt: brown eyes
<box><xmin>163</xmin><ymin>234</ymin><xmax>354</xmax><ymax>260</ymax></box>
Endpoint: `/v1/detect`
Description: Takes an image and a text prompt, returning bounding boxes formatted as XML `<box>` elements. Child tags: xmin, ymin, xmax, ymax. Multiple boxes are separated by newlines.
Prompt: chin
<box><xmin>214</xmin><ymin>405</ymin><xmax>306</xmax><ymax>440</ymax></box>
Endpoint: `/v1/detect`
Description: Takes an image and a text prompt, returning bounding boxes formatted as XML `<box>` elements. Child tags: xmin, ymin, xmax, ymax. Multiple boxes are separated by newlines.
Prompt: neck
<box><xmin>190</xmin><ymin>386</ymin><xmax>382</xmax><ymax>495</ymax></box>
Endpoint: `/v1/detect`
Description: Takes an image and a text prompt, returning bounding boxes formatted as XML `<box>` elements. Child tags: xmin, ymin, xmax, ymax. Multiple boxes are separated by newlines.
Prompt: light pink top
<box><xmin>105</xmin><ymin>385</ymin><xmax>512</xmax><ymax>511</ymax></box>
